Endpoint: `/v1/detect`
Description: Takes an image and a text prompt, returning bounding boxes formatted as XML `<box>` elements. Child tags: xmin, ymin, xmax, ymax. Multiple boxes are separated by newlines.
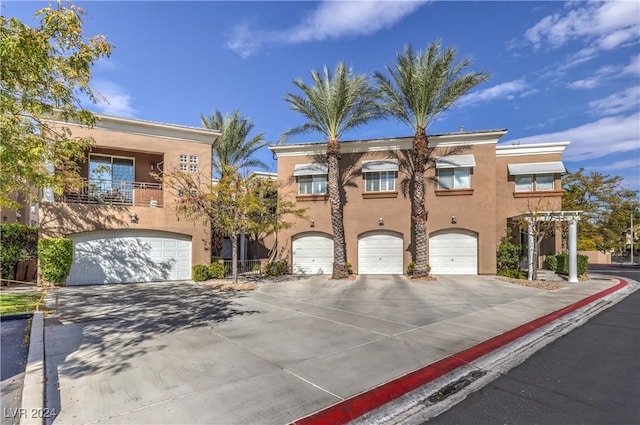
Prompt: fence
<box><xmin>58</xmin><ymin>178</ymin><xmax>163</xmax><ymax>207</ymax></box>
<box><xmin>221</xmin><ymin>259</ymin><xmax>264</xmax><ymax>277</ymax></box>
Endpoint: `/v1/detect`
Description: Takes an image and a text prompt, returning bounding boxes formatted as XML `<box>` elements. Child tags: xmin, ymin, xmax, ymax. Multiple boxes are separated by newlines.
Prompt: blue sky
<box><xmin>5</xmin><ymin>1</ymin><xmax>640</xmax><ymax>191</ymax></box>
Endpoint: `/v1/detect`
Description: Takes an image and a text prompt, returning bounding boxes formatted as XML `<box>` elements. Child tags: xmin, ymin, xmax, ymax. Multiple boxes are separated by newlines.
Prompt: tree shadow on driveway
<box><xmin>44</xmin><ymin>281</ymin><xmax>260</xmax><ymax>422</ymax></box>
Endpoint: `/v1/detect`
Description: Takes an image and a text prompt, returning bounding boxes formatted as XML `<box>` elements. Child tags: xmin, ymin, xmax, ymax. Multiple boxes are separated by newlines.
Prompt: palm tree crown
<box><xmin>281</xmin><ymin>63</ymin><xmax>383</xmax><ymax>144</ymax></box>
<box><xmin>374</xmin><ymin>41</ymin><xmax>490</xmax><ymax>134</ymax></box>
<box><xmin>200</xmin><ymin>110</ymin><xmax>268</xmax><ymax>178</ymax></box>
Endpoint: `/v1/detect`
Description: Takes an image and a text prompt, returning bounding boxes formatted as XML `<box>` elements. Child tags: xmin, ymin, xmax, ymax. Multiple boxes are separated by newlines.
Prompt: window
<box><xmin>298</xmin><ymin>175</ymin><xmax>326</xmax><ymax>195</ymax></box>
<box><xmin>189</xmin><ymin>155</ymin><xmax>198</xmax><ymax>172</ymax></box>
<box><xmin>515</xmin><ymin>174</ymin><xmax>554</xmax><ymax>192</ymax></box>
<box><xmin>89</xmin><ymin>154</ymin><xmax>134</xmax><ymax>204</ymax></box>
<box><xmin>438</xmin><ymin>168</ymin><xmax>471</xmax><ymax>190</ymax></box>
<box><xmin>179</xmin><ymin>154</ymin><xmax>198</xmax><ymax>172</ymax></box>
<box><xmin>536</xmin><ymin>174</ymin><xmax>554</xmax><ymax>191</ymax></box>
<box><xmin>515</xmin><ymin>175</ymin><xmax>533</xmax><ymax>192</ymax></box>
<box><xmin>365</xmin><ymin>171</ymin><xmax>396</xmax><ymax>192</ymax></box>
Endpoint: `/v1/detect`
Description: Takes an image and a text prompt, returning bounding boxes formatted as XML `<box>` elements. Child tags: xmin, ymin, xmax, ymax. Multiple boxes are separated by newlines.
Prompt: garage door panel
<box><xmin>293</xmin><ymin>234</ymin><xmax>333</xmax><ymax>275</ymax></box>
<box><xmin>429</xmin><ymin>230</ymin><xmax>477</xmax><ymax>275</ymax></box>
<box><xmin>358</xmin><ymin>232</ymin><xmax>403</xmax><ymax>274</ymax></box>
<box><xmin>67</xmin><ymin>230</ymin><xmax>192</xmax><ymax>285</ymax></box>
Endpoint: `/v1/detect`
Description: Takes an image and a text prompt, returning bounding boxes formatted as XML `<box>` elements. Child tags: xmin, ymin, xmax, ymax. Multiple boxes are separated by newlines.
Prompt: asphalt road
<box><xmin>1</xmin><ymin>316</ymin><xmax>31</xmax><ymax>425</ymax></box>
<box><xmin>427</xmin><ymin>266</ymin><xmax>640</xmax><ymax>425</ymax></box>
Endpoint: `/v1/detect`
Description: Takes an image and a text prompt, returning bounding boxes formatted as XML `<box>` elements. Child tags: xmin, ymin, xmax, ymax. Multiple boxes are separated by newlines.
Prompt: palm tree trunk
<box><xmin>231</xmin><ymin>232</ymin><xmax>238</xmax><ymax>283</ymax></box>
<box><xmin>327</xmin><ymin>138</ymin><xmax>348</xmax><ymax>279</ymax></box>
<box><xmin>412</xmin><ymin>131</ymin><xmax>430</xmax><ymax>276</ymax></box>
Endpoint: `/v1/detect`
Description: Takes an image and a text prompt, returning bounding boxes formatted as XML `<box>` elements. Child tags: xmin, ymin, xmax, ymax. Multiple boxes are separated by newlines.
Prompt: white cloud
<box><xmin>624</xmin><ymin>54</ymin><xmax>640</xmax><ymax>76</ymax></box>
<box><xmin>588</xmin><ymin>86</ymin><xmax>640</xmax><ymax>116</ymax></box>
<box><xmin>226</xmin><ymin>0</ymin><xmax>428</xmax><ymax>58</ymax></box>
<box><xmin>503</xmin><ymin>112</ymin><xmax>640</xmax><ymax>162</ymax></box>
<box><xmin>567</xmin><ymin>56</ymin><xmax>639</xmax><ymax>90</ymax></box>
<box><xmin>568</xmin><ymin>79</ymin><xmax>599</xmax><ymax>89</ymax></box>
<box><xmin>600</xmin><ymin>158</ymin><xmax>640</xmax><ymax>172</ymax></box>
<box><xmin>525</xmin><ymin>1</ymin><xmax>639</xmax><ymax>51</ymax></box>
<box><xmin>458</xmin><ymin>79</ymin><xmax>530</xmax><ymax>107</ymax></box>
<box><xmin>92</xmin><ymin>80</ymin><xmax>137</xmax><ymax>117</ymax></box>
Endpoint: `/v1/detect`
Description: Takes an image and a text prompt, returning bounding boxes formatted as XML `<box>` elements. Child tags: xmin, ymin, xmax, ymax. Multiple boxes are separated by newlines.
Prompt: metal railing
<box><xmin>221</xmin><ymin>259</ymin><xmax>263</xmax><ymax>277</ymax></box>
<box><xmin>58</xmin><ymin>178</ymin><xmax>163</xmax><ymax>207</ymax></box>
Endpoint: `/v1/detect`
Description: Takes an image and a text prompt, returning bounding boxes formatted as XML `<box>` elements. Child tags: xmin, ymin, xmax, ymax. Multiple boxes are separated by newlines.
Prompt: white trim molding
<box><xmin>49</xmin><ymin>113</ymin><xmax>221</xmax><ymax>145</ymax></box>
<box><xmin>496</xmin><ymin>141</ymin><xmax>570</xmax><ymax>157</ymax></box>
<box><xmin>270</xmin><ymin>129</ymin><xmax>508</xmax><ymax>158</ymax></box>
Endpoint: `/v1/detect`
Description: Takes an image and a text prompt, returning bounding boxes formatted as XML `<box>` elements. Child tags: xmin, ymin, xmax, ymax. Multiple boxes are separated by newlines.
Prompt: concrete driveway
<box><xmin>42</xmin><ymin>274</ymin><xmax>623</xmax><ymax>424</ymax></box>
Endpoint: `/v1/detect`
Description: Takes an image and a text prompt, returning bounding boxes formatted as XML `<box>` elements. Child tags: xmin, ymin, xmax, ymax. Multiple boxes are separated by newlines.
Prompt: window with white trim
<box><xmin>365</xmin><ymin>171</ymin><xmax>396</xmax><ymax>192</ymax></box>
<box><xmin>298</xmin><ymin>175</ymin><xmax>326</xmax><ymax>195</ymax></box>
<box><xmin>438</xmin><ymin>168</ymin><xmax>471</xmax><ymax>190</ymax></box>
<box><xmin>180</xmin><ymin>154</ymin><xmax>199</xmax><ymax>172</ymax></box>
<box><xmin>515</xmin><ymin>174</ymin><xmax>554</xmax><ymax>192</ymax></box>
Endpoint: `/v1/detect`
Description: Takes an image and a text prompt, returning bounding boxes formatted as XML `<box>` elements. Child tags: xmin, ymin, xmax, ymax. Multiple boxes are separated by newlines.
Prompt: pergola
<box><xmin>511</xmin><ymin>210</ymin><xmax>582</xmax><ymax>283</ymax></box>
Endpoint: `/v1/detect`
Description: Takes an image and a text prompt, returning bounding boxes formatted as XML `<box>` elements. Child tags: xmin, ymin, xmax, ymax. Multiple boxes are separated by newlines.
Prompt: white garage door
<box><xmin>429</xmin><ymin>229</ymin><xmax>477</xmax><ymax>275</ymax></box>
<box><xmin>67</xmin><ymin>230</ymin><xmax>192</xmax><ymax>285</ymax></box>
<box><xmin>358</xmin><ymin>231</ymin><xmax>404</xmax><ymax>274</ymax></box>
<box><xmin>292</xmin><ymin>233</ymin><xmax>333</xmax><ymax>275</ymax></box>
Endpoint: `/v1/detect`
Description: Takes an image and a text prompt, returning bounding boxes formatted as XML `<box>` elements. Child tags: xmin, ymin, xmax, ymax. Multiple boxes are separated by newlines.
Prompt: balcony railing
<box><xmin>58</xmin><ymin>178</ymin><xmax>163</xmax><ymax>207</ymax></box>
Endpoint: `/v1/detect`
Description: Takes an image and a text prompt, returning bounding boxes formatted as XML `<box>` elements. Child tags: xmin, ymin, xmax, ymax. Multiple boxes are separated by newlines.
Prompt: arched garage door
<box><xmin>429</xmin><ymin>229</ymin><xmax>478</xmax><ymax>275</ymax></box>
<box><xmin>358</xmin><ymin>231</ymin><xmax>403</xmax><ymax>274</ymax></box>
<box><xmin>292</xmin><ymin>233</ymin><xmax>333</xmax><ymax>275</ymax></box>
<box><xmin>67</xmin><ymin>230</ymin><xmax>192</xmax><ymax>285</ymax></box>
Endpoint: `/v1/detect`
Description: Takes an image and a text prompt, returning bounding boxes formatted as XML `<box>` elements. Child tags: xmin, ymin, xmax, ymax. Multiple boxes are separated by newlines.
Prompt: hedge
<box><xmin>38</xmin><ymin>238</ymin><xmax>73</xmax><ymax>285</ymax></box>
<box><xmin>0</xmin><ymin>223</ymin><xmax>38</xmax><ymax>280</ymax></box>
<box><xmin>546</xmin><ymin>253</ymin><xmax>589</xmax><ymax>277</ymax></box>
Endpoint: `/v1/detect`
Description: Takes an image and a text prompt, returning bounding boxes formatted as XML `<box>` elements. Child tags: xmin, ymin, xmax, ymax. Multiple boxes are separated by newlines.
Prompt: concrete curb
<box><xmin>19</xmin><ymin>311</ymin><xmax>45</xmax><ymax>425</ymax></box>
<box><xmin>292</xmin><ymin>278</ymin><xmax>637</xmax><ymax>425</ymax></box>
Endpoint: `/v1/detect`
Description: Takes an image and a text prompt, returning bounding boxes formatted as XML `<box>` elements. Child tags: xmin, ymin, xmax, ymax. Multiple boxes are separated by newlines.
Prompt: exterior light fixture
<box><xmin>379</xmin><ymin>217</ymin><xmax>384</xmax><ymax>226</ymax></box>
<box><xmin>310</xmin><ymin>220</ymin><xmax>315</xmax><ymax>228</ymax></box>
<box><xmin>130</xmin><ymin>213</ymin><xmax>139</xmax><ymax>224</ymax></box>
<box><xmin>451</xmin><ymin>216</ymin><xmax>457</xmax><ymax>224</ymax></box>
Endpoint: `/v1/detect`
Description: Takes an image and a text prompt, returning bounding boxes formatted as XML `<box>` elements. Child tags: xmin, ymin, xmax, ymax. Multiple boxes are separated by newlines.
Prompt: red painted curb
<box><xmin>292</xmin><ymin>278</ymin><xmax>628</xmax><ymax>425</ymax></box>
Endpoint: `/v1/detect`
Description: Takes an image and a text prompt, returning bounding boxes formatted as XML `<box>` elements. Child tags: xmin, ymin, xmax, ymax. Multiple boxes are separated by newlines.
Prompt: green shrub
<box><xmin>38</xmin><ymin>238</ymin><xmax>73</xmax><ymax>285</ymax></box>
<box><xmin>497</xmin><ymin>228</ymin><xmax>522</xmax><ymax>273</ymax></box>
<box><xmin>266</xmin><ymin>260</ymin><xmax>288</xmax><ymax>277</ymax></box>
<box><xmin>345</xmin><ymin>262</ymin><xmax>352</xmax><ymax>273</ymax></box>
<box><xmin>407</xmin><ymin>262</ymin><xmax>431</xmax><ymax>275</ymax></box>
<box><xmin>0</xmin><ymin>223</ymin><xmax>38</xmax><ymax>280</ymax></box>
<box><xmin>544</xmin><ymin>255</ymin><xmax>558</xmax><ymax>271</ymax></box>
<box><xmin>497</xmin><ymin>268</ymin><xmax>527</xmax><ymax>279</ymax></box>
<box><xmin>208</xmin><ymin>262</ymin><xmax>227</xmax><ymax>279</ymax></box>
<box><xmin>192</xmin><ymin>265</ymin><xmax>209</xmax><ymax>282</ymax></box>
<box><xmin>554</xmin><ymin>253</ymin><xmax>589</xmax><ymax>277</ymax></box>
<box><xmin>406</xmin><ymin>261</ymin><xmax>415</xmax><ymax>275</ymax></box>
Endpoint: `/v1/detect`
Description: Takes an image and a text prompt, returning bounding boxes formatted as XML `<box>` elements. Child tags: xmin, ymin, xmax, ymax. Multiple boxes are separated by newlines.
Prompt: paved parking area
<box><xmin>42</xmin><ymin>275</ymin><xmax>621</xmax><ymax>424</ymax></box>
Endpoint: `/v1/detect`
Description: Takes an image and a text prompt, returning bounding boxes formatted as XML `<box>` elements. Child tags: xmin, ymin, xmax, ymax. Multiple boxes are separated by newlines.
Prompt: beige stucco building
<box><xmin>270</xmin><ymin>129</ymin><xmax>568</xmax><ymax>275</ymax></box>
<box><xmin>38</xmin><ymin>114</ymin><xmax>220</xmax><ymax>285</ymax></box>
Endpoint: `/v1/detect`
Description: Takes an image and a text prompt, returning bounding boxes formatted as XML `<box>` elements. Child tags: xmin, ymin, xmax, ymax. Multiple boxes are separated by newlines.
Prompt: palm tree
<box><xmin>282</xmin><ymin>63</ymin><xmax>383</xmax><ymax>279</ymax></box>
<box><xmin>374</xmin><ymin>42</ymin><xmax>490</xmax><ymax>276</ymax></box>
<box><xmin>200</xmin><ymin>110</ymin><xmax>268</xmax><ymax>259</ymax></box>
<box><xmin>200</xmin><ymin>110</ymin><xmax>268</xmax><ymax>178</ymax></box>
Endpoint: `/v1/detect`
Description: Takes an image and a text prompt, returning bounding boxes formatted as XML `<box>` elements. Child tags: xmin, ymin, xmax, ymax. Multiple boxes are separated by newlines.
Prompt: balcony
<box><xmin>58</xmin><ymin>178</ymin><xmax>163</xmax><ymax>207</ymax></box>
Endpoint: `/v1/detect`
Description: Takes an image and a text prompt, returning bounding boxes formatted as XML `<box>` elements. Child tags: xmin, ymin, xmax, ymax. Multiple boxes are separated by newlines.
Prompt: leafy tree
<box><xmin>161</xmin><ymin>165</ymin><xmax>306</xmax><ymax>282</ymax></box>
<box><xmin>200</xmin><ymin>110</ymin><xmax>269</xmax><ymax>256</ymax></box>
<box><xmin>200</xmin><ymin>110</ymin><xmax>269</xmax><ymax>178</ymax></box>
<box><xmin>1</xmin><ymin>1</ymin><xmax>111</xmax><ymax>209</ymax></box>
<box><xmin>374</xmin><ymin>42</ymin><xmax>489</xmax><ymax>276</ymax></box>
<box><xmin>281</xmin><ymin>63</ymin><xmax>383</xmax><ymax>279</ymax></box>
<box><xmin>562</xmin><ymin>168</ymin><xmax>639</xmax><ymax>253</ymax></box>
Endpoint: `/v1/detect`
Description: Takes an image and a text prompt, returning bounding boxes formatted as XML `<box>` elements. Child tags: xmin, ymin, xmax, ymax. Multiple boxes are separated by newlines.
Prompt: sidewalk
<box><xmin>27</xmin><ymin>274</ymin><xmax>637</xmax><ymax>424</ymax></box>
